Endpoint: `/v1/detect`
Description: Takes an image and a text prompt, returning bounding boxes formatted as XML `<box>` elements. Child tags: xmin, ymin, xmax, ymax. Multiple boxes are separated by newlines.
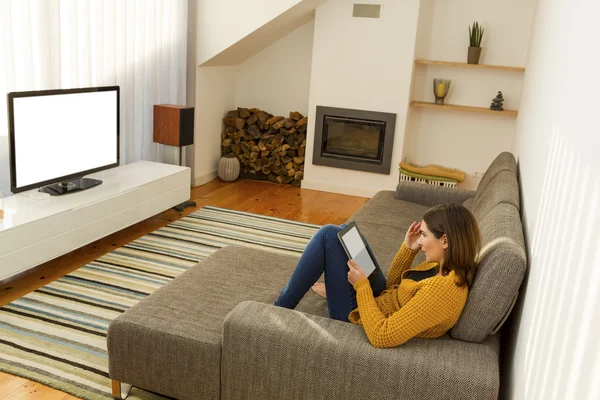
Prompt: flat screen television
<box><xmin>7</xmin><ymin>86</ymin><xmax>119</xmax><ymax>196</ymax></box>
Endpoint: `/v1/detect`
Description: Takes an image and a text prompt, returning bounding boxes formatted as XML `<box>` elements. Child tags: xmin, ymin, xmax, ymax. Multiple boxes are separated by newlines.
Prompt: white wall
<box><xmin>404</xmin><ymin>0</ymin><xmax>536</xmax><ymax>190</ymax></box>
<box><xmin>185</xmin><ymin>0</ymin><xmax>198</xmax><ymax>181</ymax></box>
<box><xmin>503</xmin><ymin>0</ymin><xmax>600</xmax><ymax>398</ymax></box>
<box><xmin>193</xmin><ymin>19</ymin><xmax>315</xmax><ymax>186</ymax></box>
<box><xmin>418</xmin><ymin>0</ymin><xmax>533</xmax><ymax>66</ymax></box>
<box><xmin>236</xmin><ymin>19</ymin><xmax>314</xmax><ymax>117</ymax></box>
<box><xmin>303</xmin><ymin>0</ymin><xmax>421</xmax><ymax>198</ymax></box>
<box><xmin>193</xmin><ymin>66</ymin><xmax>236</xmax><ymax>186</ymax></box>
<box><xmin>196</xmin><ymin>0</ymin><xmax>302</xmax><ymax>65</ymax></box>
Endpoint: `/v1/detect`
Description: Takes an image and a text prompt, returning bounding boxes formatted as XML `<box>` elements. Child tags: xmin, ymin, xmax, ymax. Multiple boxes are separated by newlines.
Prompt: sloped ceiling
<box><xmin>198</xmin><ymin>0</ymin><xmax>328</xmax><ymax>66</ymax></box>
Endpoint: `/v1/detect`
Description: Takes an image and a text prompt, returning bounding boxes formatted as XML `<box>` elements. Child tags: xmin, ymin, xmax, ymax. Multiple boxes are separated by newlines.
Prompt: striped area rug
<box><xmin>0</xmin><ymin>206</ymin><xmax>320</xmax><ymax>400</ymax></box>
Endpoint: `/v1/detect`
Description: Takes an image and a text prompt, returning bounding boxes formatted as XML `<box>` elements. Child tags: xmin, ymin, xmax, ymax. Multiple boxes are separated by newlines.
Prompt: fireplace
<box><xmin>312</xmin><ymin>106</ymin><xmax>396</xmax><ymax>174</ymax></box>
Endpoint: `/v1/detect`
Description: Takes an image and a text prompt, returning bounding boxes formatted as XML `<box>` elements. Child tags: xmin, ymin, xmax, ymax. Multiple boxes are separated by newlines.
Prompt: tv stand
<box><xmin>40</xmin><ymin>177</ymin><xmax>103</xmax><ymax>196</ymax></box>
<box><xmin>0</xmin><ymin>161</ymin><xmax>191</xmax><ymax>281</ymax></box>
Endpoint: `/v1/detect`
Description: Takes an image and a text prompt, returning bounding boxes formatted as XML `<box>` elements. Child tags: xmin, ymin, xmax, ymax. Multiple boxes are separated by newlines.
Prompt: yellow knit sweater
<box><xmin>348</xmin><ymin>242</ymin><xmax>468</xmax><ymax>348</ymax></box>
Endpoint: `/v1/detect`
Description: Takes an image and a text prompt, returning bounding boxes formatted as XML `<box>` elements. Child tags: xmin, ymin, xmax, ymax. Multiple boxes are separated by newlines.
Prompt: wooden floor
<box><xmin>0</xmin><ymin>178</ymin><xmax>368</xmax><ymax>400</ymax></box>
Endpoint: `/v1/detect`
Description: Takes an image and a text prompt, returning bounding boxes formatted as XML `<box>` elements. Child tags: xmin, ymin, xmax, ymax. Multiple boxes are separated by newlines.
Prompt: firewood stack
<box><xmin>221</xmin><ymin>108</ymin><xmax>307</xmax><ymax>186</ymax></box>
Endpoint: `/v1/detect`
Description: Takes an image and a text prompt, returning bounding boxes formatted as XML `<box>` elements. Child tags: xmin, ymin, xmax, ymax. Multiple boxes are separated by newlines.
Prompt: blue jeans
<box><xmin>273</xmin><ymin>224</ymin><xmax>387</xmax><ymax>322</ymax></box>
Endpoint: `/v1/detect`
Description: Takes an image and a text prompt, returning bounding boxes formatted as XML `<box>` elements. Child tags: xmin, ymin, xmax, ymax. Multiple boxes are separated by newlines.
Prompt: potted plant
<box><xmin>468</xmin><ymin>21</ymin><xmax>485</xmax><ymax>64</ymax></box>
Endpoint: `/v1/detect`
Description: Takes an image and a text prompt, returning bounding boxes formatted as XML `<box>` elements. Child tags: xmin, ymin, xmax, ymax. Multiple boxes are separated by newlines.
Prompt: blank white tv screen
<box><xmin>12</xmin><ymin>90</ymin><xmax>118</xmax><ymax>190</ymax></box>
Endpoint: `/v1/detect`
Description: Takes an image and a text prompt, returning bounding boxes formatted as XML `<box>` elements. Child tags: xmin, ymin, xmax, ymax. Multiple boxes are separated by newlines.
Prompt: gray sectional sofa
<box><xmin>108</xmin><ymin>151</ymin><xmax>526</xmax><ymax>400</ymax></box>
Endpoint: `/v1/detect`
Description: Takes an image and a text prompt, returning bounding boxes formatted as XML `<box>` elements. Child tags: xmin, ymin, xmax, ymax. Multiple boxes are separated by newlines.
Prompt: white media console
<box><xmin>0</xmin><ymin>161</ymin><xmax>191</xmax><ymax>281</ymax></box>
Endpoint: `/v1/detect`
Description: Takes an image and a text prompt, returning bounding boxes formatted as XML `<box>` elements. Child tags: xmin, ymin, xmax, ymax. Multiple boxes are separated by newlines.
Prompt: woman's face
<box><xmin>417</xmin><ymin>220</ymin><xmax>448</xmax><ymax>265</ymax></box>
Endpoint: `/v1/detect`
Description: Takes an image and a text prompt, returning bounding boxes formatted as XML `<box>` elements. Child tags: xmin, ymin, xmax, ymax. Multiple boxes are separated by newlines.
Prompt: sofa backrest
<box><xmin>470</xmin><ymin>170</ymin><xmax>520</xmax><ymax>221</ymax></box>
<box><xmin>451</xmin><ymin>152</ymin><xmax>527</xmax><ymax>342</ymax></box>
<box><xmin>474</xmin><ymin>151</ymin><xmax>518</xmax><ymax>196</ymax></box>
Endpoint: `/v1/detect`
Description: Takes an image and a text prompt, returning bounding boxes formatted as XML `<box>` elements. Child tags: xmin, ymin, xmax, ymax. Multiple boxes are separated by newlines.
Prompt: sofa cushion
<box><xmin>394</xmin><ymin>181</ymin><xmax>476</xmax><ymax>207</ymax></box>
<box><xmin>222</xmin><ymin>300</ymin><xmax>501</xmax><ymax>400</ymax></box>
<box><xmin>108</xmin><ymin>245</ymin><xmax>328</xmax><ymax>399</ymax></box>
<box><xmin>462</xmin><ymin>197</ymin><xmax>474</xmax><ymax>211</ymax></box>
<box><xmin>451</xmin><ymin>203</ymin><xmax>527</xmax><ymax>342</ymax></box>
<box><xmin>471</xmin><ymin>170</ymin><xmax>520</xmax><ymax>221</ymax></box>
<box><xmin>476</xmin><ymin>151</ymin><xmax>518</xmax><ymax>197</ymax></box>
<box><xmin>350</xmin><ymin>191</ymin><xmax>431</xmax><ymax>230</ymax></box>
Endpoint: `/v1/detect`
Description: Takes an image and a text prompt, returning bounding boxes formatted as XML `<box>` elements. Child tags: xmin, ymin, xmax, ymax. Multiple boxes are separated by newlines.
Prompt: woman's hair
<box><xmin>422</xmin><ymin>203</ymin><xmax>481</xmax><ymax>288</ymax></box>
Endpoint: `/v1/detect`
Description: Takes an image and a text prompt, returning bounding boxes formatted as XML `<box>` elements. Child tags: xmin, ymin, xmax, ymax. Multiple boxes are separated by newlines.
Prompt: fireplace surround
<box><xmin>312</xmin><ymin>106</ymin><xmax>396</xmax><ymax>174</ymax></box>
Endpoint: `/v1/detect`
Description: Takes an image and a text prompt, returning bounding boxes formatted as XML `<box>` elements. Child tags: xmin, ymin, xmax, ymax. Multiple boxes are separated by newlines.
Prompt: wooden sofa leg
<box><xmin>111</xmin><ymin>379</ymin><xmax>132</xmax><ymax>399</ymax></box>
<box><xmin>112</xmin><ymin>379</ymin><xmax>121</xmax><ymax>399</ymax></box>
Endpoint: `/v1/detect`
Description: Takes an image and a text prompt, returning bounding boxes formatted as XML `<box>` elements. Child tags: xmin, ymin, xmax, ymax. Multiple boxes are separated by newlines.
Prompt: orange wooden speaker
<box><xmin>153</xmin><ymin>104</ymin><xmax>194</xmax><ymax>147</ymax></box>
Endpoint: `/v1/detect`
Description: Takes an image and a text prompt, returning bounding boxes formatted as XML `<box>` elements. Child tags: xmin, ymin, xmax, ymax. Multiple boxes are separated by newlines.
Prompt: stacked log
<box><xmin>221</xmin><ymin>108</ymin><xmax>307</xmax><ymax>186</ymax></box>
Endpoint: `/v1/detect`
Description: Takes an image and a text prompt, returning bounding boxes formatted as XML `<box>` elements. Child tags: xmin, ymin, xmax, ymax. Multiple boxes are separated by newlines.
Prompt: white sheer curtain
<box><xmin>0</xmin><ymin>0</ymin><xmax>188</xmax><ymax>194</ymax></box>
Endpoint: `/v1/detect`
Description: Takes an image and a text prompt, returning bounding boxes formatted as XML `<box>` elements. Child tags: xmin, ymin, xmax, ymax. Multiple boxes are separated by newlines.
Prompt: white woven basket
<box><xmin>218</xmin><ymin>154</ymin><xmax>240</xmax><ymax>182</ymax></box>
<box><xmin>399</xmin><ymin>173</ymin><xmax>457</xmax><ymax>188</ymax></box>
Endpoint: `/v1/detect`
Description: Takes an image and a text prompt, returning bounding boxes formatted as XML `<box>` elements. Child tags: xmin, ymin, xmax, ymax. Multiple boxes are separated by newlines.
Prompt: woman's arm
<box><xmin>353</xmin><ymin>277</ymin><xmax>464</xmax><ymax>348</ymax></box>
<box><xmin>385</xmin><ymin>221</ymin><xmax>422</xmax><ymax>290</ymax></box>
<box><xmin>385</xmin><ymin>242</ymin><xmax>419</xmax><ymax>290</ymax></box>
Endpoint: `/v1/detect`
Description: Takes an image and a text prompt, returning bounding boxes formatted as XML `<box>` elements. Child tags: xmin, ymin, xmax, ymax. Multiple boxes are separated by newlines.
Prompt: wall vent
<box><xmin>352</xmin><ymin>4</ymin><xmax>381</xmax><ymax>19</ymax></box>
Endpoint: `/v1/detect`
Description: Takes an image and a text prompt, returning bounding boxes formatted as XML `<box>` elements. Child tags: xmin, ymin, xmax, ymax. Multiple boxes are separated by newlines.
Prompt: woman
<box><xmin>273</xmin><ymin>203</ymin><xmax>481</xmax><ymax>348</ymax></box>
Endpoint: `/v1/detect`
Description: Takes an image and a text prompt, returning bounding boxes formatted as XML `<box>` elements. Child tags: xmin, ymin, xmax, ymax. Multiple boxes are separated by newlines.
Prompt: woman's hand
<box><xmin>405</xmin><ymin>221</ymin><xmax>423</xmax><ymax>251</ymax></box>
<box><xmin>347</xmin><ymin>259</ymin><xmax>368</xmax><ymax>286</ymax></box>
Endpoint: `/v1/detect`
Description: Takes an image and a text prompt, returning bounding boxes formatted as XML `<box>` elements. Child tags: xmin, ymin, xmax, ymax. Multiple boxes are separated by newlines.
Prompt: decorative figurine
<box><xmin>490</xmin><ymin>91</ymin><xmax>504</xmax><ymax>111</ymax></box>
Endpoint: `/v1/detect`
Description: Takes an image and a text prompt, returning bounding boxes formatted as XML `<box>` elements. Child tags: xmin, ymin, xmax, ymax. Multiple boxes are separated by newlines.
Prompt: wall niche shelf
<box><xmin>415</xmin><ymin>59</ymin><xmax>525</xmax><ymax>72</ymax></box>
<box><xmin>410</xmin><ymin>101</ymin><xmax>518</xmax><ymax>117</ymax></box>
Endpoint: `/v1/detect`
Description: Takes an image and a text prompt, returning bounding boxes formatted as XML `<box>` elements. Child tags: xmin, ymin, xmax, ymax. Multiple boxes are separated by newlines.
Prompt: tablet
<box><xmin>337</xmin><ymin>221</ymin><xmax>379</xmax><ymax>278</ymax></box>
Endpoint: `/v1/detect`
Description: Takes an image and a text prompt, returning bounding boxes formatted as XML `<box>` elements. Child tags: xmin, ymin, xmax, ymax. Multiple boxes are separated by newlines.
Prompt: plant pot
<box><xmin>468</xmin><ymin>46</ymin><xmax>482</xmax><ymax>64</ymax></box>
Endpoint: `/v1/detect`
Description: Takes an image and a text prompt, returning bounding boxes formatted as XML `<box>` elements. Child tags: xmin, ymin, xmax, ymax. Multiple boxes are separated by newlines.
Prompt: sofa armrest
<box><xmin>221</xmin><ymin>301</ymin><xmax>499</xmax><ymax>400</ymax></box>
<box><xmin>394</xmin><ymin>181</ymin><xmax>476</xmax><ymax>207</ymax></box>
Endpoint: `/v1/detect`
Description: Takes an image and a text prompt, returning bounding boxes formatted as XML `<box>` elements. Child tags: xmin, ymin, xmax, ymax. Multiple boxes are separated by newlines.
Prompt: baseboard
<box><xmin>301</xmin><ymin>180</ymin><xmax>378</xmax><ymax>198</ymax></box>
<box><xmin>194</xmin><ymin>170</ymin><xmax>218</xmax><ymax>187</ymax></box>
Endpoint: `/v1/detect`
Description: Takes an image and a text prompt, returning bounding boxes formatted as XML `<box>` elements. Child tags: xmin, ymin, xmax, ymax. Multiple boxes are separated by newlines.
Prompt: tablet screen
<box><xmin>340</xmin><ymin>227</ymin><xmax>377</xmax><ymax>276</ymax></box>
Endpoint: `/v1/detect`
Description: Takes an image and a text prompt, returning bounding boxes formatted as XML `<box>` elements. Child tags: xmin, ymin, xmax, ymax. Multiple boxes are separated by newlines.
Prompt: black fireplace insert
<box><xmin>312</xmin><ymin>106</ymin><xmax>396</xmax><ymax>174</ymax></box>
